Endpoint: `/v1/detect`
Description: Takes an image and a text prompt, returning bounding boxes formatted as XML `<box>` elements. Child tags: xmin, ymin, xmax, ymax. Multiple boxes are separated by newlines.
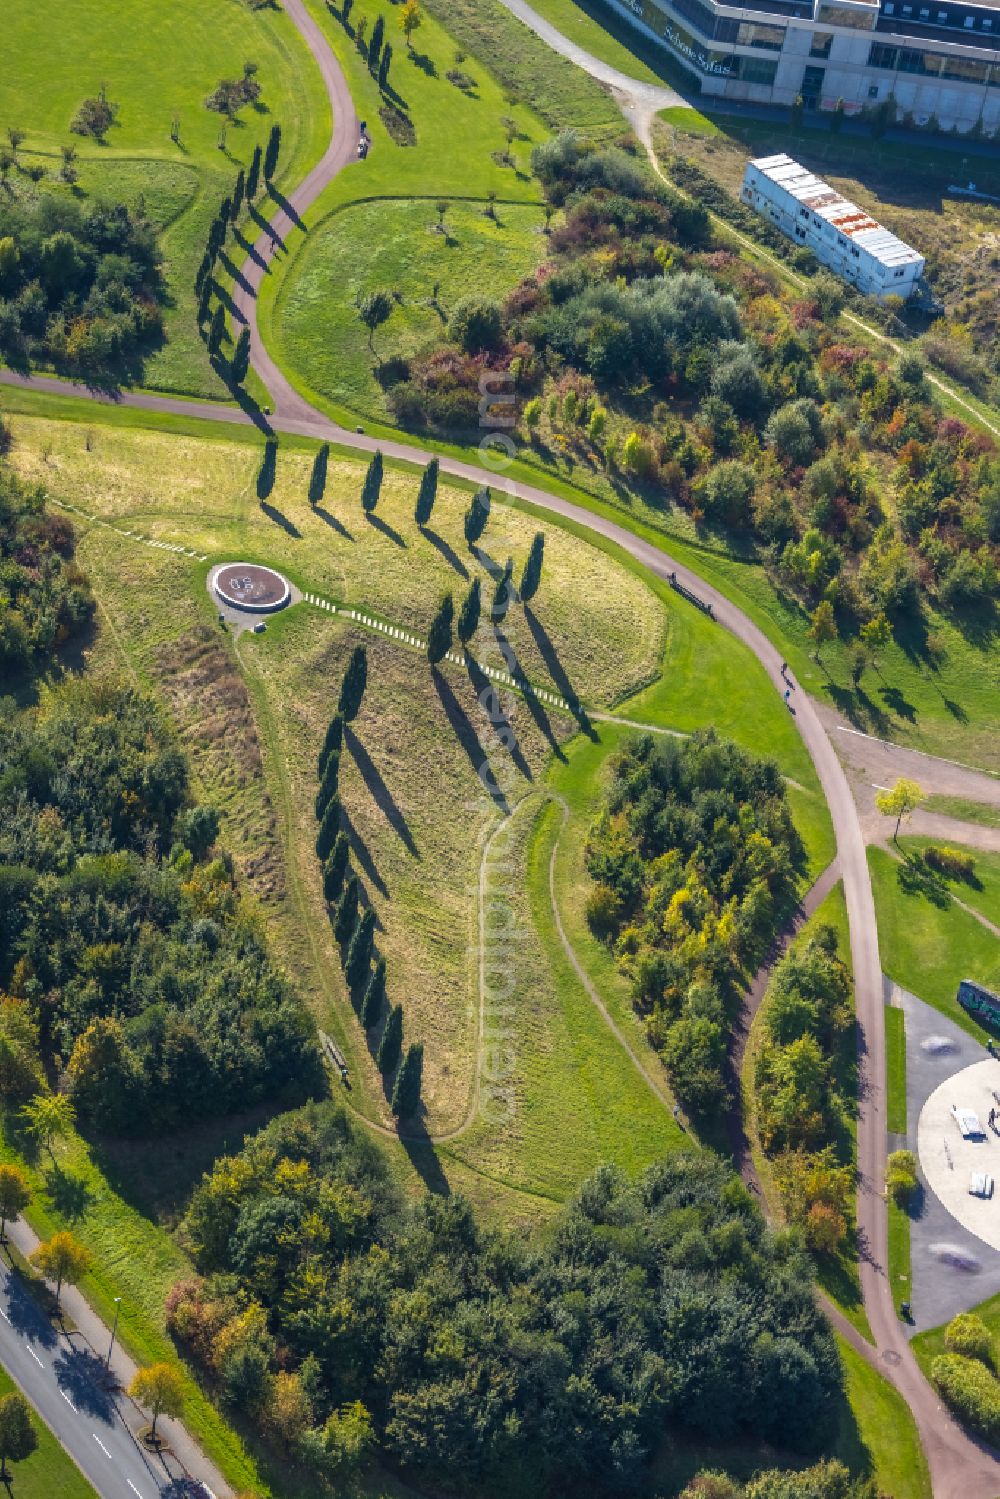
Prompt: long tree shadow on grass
<box><xmin>420</xmin><ymin>525</ymin><xmax>468</xmax><ymax>578</ymax></box>
<box><xmin>44</xmin><ymin>1166</ymin><xmax>93</xmax><ymax>1222</ymax></box>
<box><xmin>398</xmin><ymin>1120</ymin><xmax>451</xmax><ymax>1196</ymax></box>
<box><xmin>248</xmin><ymin>201</ymin><xmax>285</xmax><ymax>251</ymax></box>
<box><xmin>365</xmin><ymin>511</ymin><xmax>406</xmax><ymax>548</ymax></box>
<box><xmin>345</xmin><ymin>726</ymin><xmax>419</xmax><ymax>856</ymax></box>
<box><xmin>340</xmin><ymin>805</ymin><xmax>389</xmax><ymax>897</ymax></box>
<box><xmin>432</xmin><ymin>669</ymin><xmax>509</xmax><ymax>813</ymax></box>
<box><xmin>267</xmin><ymin>184</ymin><xmax>306</xmax><ymax>232</ymax></box>
<box><xmin>464</xmin><ymin>656</ymin><xmax>533</xmax><ymax>780</ymax></box>
<box><xmin>260</xmin><ymin>500</ymin><xmax>301</xmax><ymax>539</ymax></box>
<box><xmin>233</xmin><ymin>226</ymin><xmax>270</xmax><ymax>273</ymax></box>
<box><xmin>313</xmin><ymin>504</ymin><xmax>354</xmax><ymax>540</ymax></box>
<box><xmin>522</xmin><ymin>606</ymin><xmax>597</xmax><ymax>740</ymax></box>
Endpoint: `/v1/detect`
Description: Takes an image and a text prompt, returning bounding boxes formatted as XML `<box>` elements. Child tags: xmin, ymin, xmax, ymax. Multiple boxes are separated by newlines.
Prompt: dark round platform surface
<box><xmin>215</xmin><ymin>563</ymin><xmax>290</xmax><ymax>614</ymax></box>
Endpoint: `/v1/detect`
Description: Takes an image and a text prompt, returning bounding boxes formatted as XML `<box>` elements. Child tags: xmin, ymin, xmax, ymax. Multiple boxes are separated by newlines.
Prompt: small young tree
<box><xmin>356</xmin><ymin>289</ymin><xmax>393</xmax><ymax>357</ymax></box>
<box><xmin>464</xmin><ymin>486</ymin><xmax>490</xmax><ymax>547</ymax></box>
<box><xmin>519</xmin><ymin>532</ymin><xmax>544</xmax><ymax>602</ymax></box>
<box><xmin>830</xmin><ymin>97</ymin><xmax>845</xmax><ymax>134</ymax></box>
<box><xmin>31</xmin><ymin>1230</ymin><xmax>91</xmax><ymax>1309</ymax></box>
<box><xmin>414</xmin><ymin>457</ymin><xmax>438</xmax><ymax>525</ymax></box>
<box><xmin>391</xmin><ymin>1042</ymin><xmax>423</xmax><ymax>1118</ymax></box>
<box><xmin>318</xmin><ymin>712</ymin><xmax>344</xmax><ymax>776</ymax></box>
<box><xmin>860</xmin><ymin>611</ymin><xmax>892</xmax><ymax>668</ymax></box>
<box><xmin>334</xmin><ymin>874</ymin><xmax>360</xmax><ymax>947</ymax></box>
<box><xmin>362</xmin><ymin>450</ymin><xmax>383</xmax><ymax>513</ymax></box>
<box><xmin>808</xmin><ymin>600</ymin><xmax>837</xmax><ymax>663</ymax></box>
<box><xmin>457</xmin><ymin>576</ymin><xmax>481</xmax><ymax>645</ymax></box>
<box><xmin>875</xmin><ymin>778</ymin><xmax>923</xmax><ymax>844</ymax></box>
<box><xmin>231</xmin><ymin>325</ymin><xmax>251</xmax><ymax>385</ymax></box>
<box><xmin>315</xmin><ymin>748</ymin><xmax>340</xmax><ymax>820</ymax></box>
<box><xmin>264</xmin><ymin>122</ymin><xmax>281</xmax><ymax>181</ymax></box>
<box><xmin>0</xmin><ymin>1164</ymin><xmax>30</xmax><ymax>1244</ymax></box>
<box><xmin>427</xmin><ymin>593</ymin><xmax>454</xmax><ymax>665</ymax></box>
<box><xmin>309</xmin><ymin>442</ymin><xmax>330</xmax><ymax>506</ymax></box>
<box><xmin>338</xmin><ymin>645</ymin><xmax>368</xmax><ymax>722</ymax></box>
<box><xmin>129</xmin><ymin>1364</ymin><xmax>185</xmax><ymax>1445</ymax></box>
<box><xmin>247</xmin><ymin>143</ymin><xmax>262</xmax><ymax>200</ymax></box>
<box><xmin>492</xmin><ymin>557</ymin><xmax>514</xmax><ymax>621</ymax></box>
<box><xmin>378</xmin><ymin>43</ymin><xmax>392</xmax><ymax>90</ymax></box>
<box><xmin>0</xmin><ymin>1393</ymin><xmax>36</xmax><ymax>1483</ymax></box>
<box><xmin>315</xmin><ymin>794</ymin><xmax>342</xmax><ymax>861</ymax></box>
<box><xmin>376</xmin><ymin>1003</ymin><xmax>403</xmax><ymax>1073</ymax></box>
<box><xmin>208</xmin><ymin>302</ymin><xmax>226</xmax><ymax>358</ymax></box>
<box><xmin>21</xmin><ymin>1092</ymin><xmax>75</xmax><ymax>1161</ymax></box>
<box><xmin>345</xmin><ymin>908</ymin><xmax>376</xmax><ymax>991</ymax></box>
<box><xmin>400</xmin><ymin>0</ymin><xmax>422</xmax><ymax>49</ymax></box>
<box><xmin>6</xmin><ymin>128</ymin><xmax>25</xmax><ymax>160</ymax></box>
<box><xmin>361</xmin><ymin>959</ymin><xmax>386</xmax><ymax>1030</ymax></box>
<box><xmin>323</xmin><ymin>832</ymin><xmax>351</xmax><ymax>903</ymax></box>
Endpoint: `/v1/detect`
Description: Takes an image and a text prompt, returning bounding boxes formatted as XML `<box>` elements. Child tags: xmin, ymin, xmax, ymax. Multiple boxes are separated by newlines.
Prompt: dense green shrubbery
<box><xmin>173</xmin><ymin>1105</ymin><xmax>840</xmax><ymax>1491</ymax></box>
<box><xmin>924</xmin><ymin>843</ymin><xmax>977</xmax><ymax>881</ymax></box>
<box><xmin>585</xmin><ymin>730</ymin><xmax>800</xmax><ymax>1113</ymax></box>
<box><xmin>680</xmin><ymin>1461</ymin><xmax>875</xmax><ymax>1498</ymax></box>
<box><xmin>0</xmin><ymin>464</ymin><xmax>93</xmax><ymax>672</ymax></box>
<box><xmin>755</xmin><ymin>929</ymin><xmax>854</xmax><ymax>1255</ymax></box>
<box><xmin>932</xmin><ymin>1352</ymin><xmax>1000</xmax><ymax>1442</ymax></box>
<box><xmin>0</xmin><ymin>192</ymin><xmax>162</xmax><ymax>376</ymax></box>
<box><xmin>944</xmin><ymin>1312</ymin><xmax>994</xmax><ymax>1364</ymax></box>
<box><xmin>0</xmin><ymin>675</ymin><xmax>323</xmax><ymax>1133</ymax></box>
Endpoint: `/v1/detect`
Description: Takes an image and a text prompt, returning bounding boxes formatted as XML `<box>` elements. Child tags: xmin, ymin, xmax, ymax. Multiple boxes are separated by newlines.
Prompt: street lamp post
<box><xmin>106</xmin><ymin>1297</ymin><xmax>121</xmax><ymax>1374</ymax></box>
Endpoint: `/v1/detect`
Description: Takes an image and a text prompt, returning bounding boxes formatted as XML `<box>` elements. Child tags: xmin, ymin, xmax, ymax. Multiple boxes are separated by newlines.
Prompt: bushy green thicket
<box><xmin>0</xmin><ymin>676</ymin><xmax>323</xmax><ymax>1133</ymax></box>
<box><xmin>585</xmin><ymin>729</ymin><xmax>800</xmax><ymax>1113</ymax></box>
<box><xmin>173</xmin><ymin>1107</ymin><xmax>840</xmax><ymax>1492</ymax></box>
<box><xmin>0</xmin><ymin>194</ymin><xmax>163</xmax><ymax>375</ymax></box>
<box><xmin>932</xmin><ymin>1352</ymin><xmax>1000</xmax><ymax>1442</ymax></box>
<box><xmin>0</xmin><ymin>463</ymin><xmax>93</xmax><ymax>673</ymax></box>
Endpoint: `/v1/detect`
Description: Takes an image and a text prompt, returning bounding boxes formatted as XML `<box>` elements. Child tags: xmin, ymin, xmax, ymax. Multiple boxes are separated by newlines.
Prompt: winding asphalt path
<box><xmin>2</xmin><ymin>0</ymin><xmax>999</xmax><ymax>1491</ymax></box>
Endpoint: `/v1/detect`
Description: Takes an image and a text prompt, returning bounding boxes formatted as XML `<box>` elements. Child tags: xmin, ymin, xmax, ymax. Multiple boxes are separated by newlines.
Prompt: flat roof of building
<box><xmin>749</xmin><ymin>154</ymin><xmax>923</xmax><ymax>268</ymax></box>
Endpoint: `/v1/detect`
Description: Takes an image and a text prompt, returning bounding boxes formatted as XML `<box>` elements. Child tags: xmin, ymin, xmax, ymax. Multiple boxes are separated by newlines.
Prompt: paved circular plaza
<box><xmin>213</xmin><ymin>562</ymin><xmax>290</xmax><ymax>614</ymax></box>
<box><xmin>917</xmin><ymin>1058</ymin><xmax>1000</xmax><ymax>1252</ymax></box>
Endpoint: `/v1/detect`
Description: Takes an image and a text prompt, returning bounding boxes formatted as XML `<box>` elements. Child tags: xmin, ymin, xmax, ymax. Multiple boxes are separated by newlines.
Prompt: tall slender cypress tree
<box><xmin>247</xmin><ymin>144</ymin><xmax>262</xmax><ymax>200</ymax></box>
<box><xmin>318</xmin><ymin>712</ymin><xmax>344</xmax><ymax>777</ymax></box>
<box><xmin>361</xmin><ymin>450</ymin><xmax>383</xmax><ymax>513</ymax></box>
<box><xmin>457</xmin><ymin>576</ymin><xmax>481</xmax><ymax>645</ymax></box>
<box><xmin>376</xmin><ymin>1003</ymin><xmax>403</xmax><ymax>1073</ymax></box>
<box><xmin>391</xmin><ymin>1042</ymin><xmax>423</xmax><ymax>1117</ymax></box>
<box><xmin>338</xmin><ymin>646</ymin><xmax>368</xmax><ymax>722</ymax></box>
<box><xmin>315</xmin><ymin>748</ymin><xmax>340</xmax><ymax>819</ymax></box>
<box><xmin>334</xmin><ymin>874</ymin><xmax>360</xmax><ymax>946</ymax></box>
<box><xmin>316</xmin><ymin>794</ymin><xmax>342</xmax><ymax>861</ymax></box>
<box><xmin>414</xmin><ymin>458</ymin><xmax>438</xmax><ymax>526</ymax></box>
<box><xmin>323</xmin><ymin>832</ymin><xmax>351</xmax><ymax>903</ymax></box>
<box><xmin>464</xmin><ymin>486</ymin><xmax>490</xmax><ymax>547</ymax></box>
<box><xmin>427</xmin><ymin>593</ymin><xmax>454</xmax><ymax>665</ymax></box>
<box><xmin>345</xmin><ymin>908</ymin><xmax>376</xmax><ymax>991</ymax></box>
<box><xmin>361</xmin><ymin>958</ymin><xmax>386</xmax><ymax>1030</ymax></box>
<box><xmin>520</xmin><ymin>532</ymin><xmax>545</xmax><ymax>602</ymax></box>
<box><xmin>264</xmin><ymin>123</ymin><xmax>281</xmax><ymax>181</ymax></box>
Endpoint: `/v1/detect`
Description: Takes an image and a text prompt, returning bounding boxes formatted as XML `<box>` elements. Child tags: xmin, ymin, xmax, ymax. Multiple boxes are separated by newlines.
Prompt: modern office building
<box><xmin>611</xmin><ymin>0</ymin><xmax>1000</xmax><ymax>132</ymax></box>
<box><xmin>742</xmin><ymin>154</ymin><xmax>926</xmax><ymax>295</ymax></box>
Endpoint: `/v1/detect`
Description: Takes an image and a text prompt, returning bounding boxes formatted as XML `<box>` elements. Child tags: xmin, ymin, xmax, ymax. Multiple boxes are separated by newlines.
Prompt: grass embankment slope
<box><xmin>0</xmin><ymin>0</ymin><xmax>329</xmax><ymax>398</ymax></box>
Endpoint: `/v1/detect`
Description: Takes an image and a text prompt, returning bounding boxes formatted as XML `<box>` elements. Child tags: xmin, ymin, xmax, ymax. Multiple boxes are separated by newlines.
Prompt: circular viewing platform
<box><xmin>213</xmin><ymin>562</ymin><xmax>291</xmax><ymax>614</ymax></box>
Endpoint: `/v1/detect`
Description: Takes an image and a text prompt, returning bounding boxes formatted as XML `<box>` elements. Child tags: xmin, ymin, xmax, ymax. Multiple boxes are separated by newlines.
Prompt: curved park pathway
<box><xmin>2</xmin><ymin>1</ymin><xmax>999</xmax><ymax>1492</ymax></box>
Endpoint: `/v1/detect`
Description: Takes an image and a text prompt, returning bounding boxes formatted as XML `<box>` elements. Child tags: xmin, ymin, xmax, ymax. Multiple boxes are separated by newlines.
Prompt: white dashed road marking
<box><xmin>93</xmin><ymin>1433</ymin><xmax>112</xmax><ymax>1459</ymax></box>
<box><xmin>61</xmin><ymin>1389</ymin><xmax>77</xmax><ymax>1413</ymax></box>
<box><xmin>25</xmin><ymin>1344</ymin><xmax>42</xmax><ymax>1366</ymax></box>
<box><xmin>127</xmin><ymin>1481</ymin><xmax>145</xmax><ymax>1498</ymax></box>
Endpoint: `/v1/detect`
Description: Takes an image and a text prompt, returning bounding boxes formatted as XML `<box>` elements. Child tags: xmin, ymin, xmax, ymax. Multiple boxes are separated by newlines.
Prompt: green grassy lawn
<box><xmin>898</xmin><ymin>836</ymin><xmax>1000</xmax><ymax>930</ymax></box>
<box><xmin>1</xmin><ymin>0</ymin><xmax>329</xmax><ymax>398</ymax></box>
<box><xmin>0</xmin><ymin>1364</ymin><xmax>96</xmax><ymax>1499</ymax></box>
<box><xmin>503</xmin><ymin>0</ymin><xmax>692</xmax><ymax>91</ymax></box>
<box><xmin>869</xmin><ymin>845</ymin><xmax>1000</xmax><ymax>1035</ymax></box>
<box><xmin>922</xmin><ymin>793</ymin><xmax>1000</xmax><ymax>831</ymax></box>
<box><xmin>886</xmin><ymin>1003</ymin><xmax>907</xmax><ymax>1135</ymax></box>
<box><xmin>835</xmin><ymin>1338</ymin><xmax>931</xmax><ymax>1499</ymax></box>
<box><xmin>279</xmin><ymin>197</ymin><xmax>547</xmax><ymax>425</ymax></box>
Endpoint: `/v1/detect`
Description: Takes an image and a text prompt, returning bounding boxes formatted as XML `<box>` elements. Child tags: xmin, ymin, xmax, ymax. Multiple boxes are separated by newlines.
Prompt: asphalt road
<box><xmin>2</xmin><ymin>0</ymin><xmax>1000</xmax><ymax>1491</ymax></box>
<box><xmin>0</xmin><ymin>1253</ymin><xmax>191</xmax><ymax>1499</ymax></box>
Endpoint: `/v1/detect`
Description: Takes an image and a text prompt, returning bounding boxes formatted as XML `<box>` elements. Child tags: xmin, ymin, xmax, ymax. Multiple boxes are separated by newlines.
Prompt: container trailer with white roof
<box><xmin>741</xmin><ymin>153</ymin><xmax>925</xmax><ymax>300</ymax></box>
